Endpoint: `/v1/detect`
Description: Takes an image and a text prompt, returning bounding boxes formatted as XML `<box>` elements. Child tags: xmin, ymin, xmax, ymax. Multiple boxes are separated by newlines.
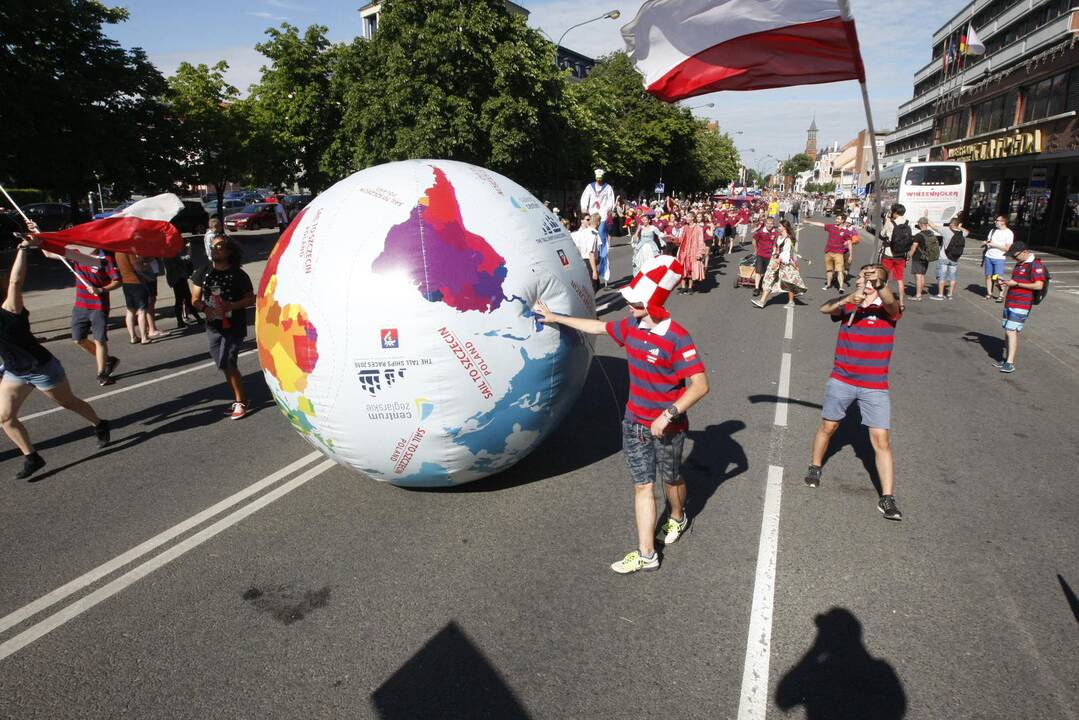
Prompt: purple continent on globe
<box><xmin>372</xmin><ymin>166</ymin><xmax>508</xmax><ymax>313</ymax></box>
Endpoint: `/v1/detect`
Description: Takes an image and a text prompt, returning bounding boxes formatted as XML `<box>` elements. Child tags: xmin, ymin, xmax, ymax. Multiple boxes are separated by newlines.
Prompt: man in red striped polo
<box><xmin>804</xmin><ymin>263</ymin><xmax>904</xmax><ymax>521</ymax></box>
<box><xmin>534</xmin><ymin>255</ymin><xmax>710</xmax><ymax>573</ymax></box>
<box><xmin>993</xmin><ymin>241</ymin><xmax>1047</xmax><ymax>374</ymax></box>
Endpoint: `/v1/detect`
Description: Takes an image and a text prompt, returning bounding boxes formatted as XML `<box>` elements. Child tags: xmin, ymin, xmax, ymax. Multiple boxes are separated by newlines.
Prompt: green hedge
<box><xmin>3</xmin><ymin>188</ymin><xmax>51</xmax><ymax>206</ymax></box>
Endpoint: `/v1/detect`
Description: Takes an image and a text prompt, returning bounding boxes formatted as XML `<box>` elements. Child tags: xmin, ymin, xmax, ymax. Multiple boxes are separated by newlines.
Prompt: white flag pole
<box><xmin>0</xmin><ymin>182</ymin><xmax>96</xmax><ymax>291</ymax></box>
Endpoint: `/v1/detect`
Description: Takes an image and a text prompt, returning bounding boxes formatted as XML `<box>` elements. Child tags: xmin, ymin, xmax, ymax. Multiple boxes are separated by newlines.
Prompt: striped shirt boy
<box><xmin>1004</xmin><ymin>256</ymin><xmax>1047</xmax><ymax>312</ymax></box>
<box><xmin>606</xmin><ymin>316</ymin><xmax>705</xmax><ymax>431</ymax></box>
<box><xmin>72</xmin><ymin>254</ymin><xmax>121</xmax><ymax>313</ymax></box>
<box><xmin>830</xmin><ymin>298</ymin><xmax>899</xmax><ymax>391</ymax></box>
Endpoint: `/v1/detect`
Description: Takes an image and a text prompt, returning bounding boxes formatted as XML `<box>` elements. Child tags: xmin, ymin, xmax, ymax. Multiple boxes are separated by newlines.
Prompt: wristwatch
<box><xmin>664</xmin><ymin>405</ymin><xmax>681</xmax><ymax>420</ymax></box>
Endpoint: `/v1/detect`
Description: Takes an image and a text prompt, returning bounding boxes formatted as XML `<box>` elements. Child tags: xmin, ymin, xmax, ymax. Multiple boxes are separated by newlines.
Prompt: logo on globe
<box><xmin>358</xmin><ymin>367</ymin><xmax>407</xmax><ymax>396</ymax></box>
<box><xmin>381</xmin><ymin>328</ymin><xmax>399</xmax><ymax>349</ymax></box>
<box><xmin>557</xmin><ymin>249</ymin><xmax>570</xmax><ymax>269</ymax></box>
<box><xmin>540</xmin><ymin>214</ymin><xmax>562</xmax><ymax>237</ymax></box>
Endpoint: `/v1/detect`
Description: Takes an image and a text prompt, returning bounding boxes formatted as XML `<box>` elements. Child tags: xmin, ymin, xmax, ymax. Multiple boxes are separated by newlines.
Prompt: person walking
<box><xmin>993</xmin><ymin>241</ymin><xmax>1047</xmax><ymax>373</ymax></box>
<box><xmin>203</xmin><ymin>216</ymin><xmax>224</xmax><ymax>265</ymax></box>
<box><xmin>274</xmin><ymin>200</ymin><xmax>289</xmax><ymax>234</ymax></box>
<box><xmin>114</xmin><ymin>250</ymin><xmax>152</xmax><ymax>345</ymax></box>
<box><xmin>580</xmin><ymin>169</ymin><xmax>616</xmax><ymax>286</ymax></box>
<box><xmin>908</xmin><ymin>217</ymin><xmax>938</xmax><ymax>302</ymax></box>
<box><xmin>804</xmin><ymin>264</ymin><xmax>904</xmax><ymax>521</ymax></box>
<box><xmin>572</xmin><ymin>212</ymin><xmax>600</xmax><ymax>291</ymax></box>
<box><xmin>141</xmin><ymin>257</ymin><xmax>167</xmax><ymax>339</ymax></box>
<box><xmin>0</xmin><ymin>229</ymin><xmax>110</xmax><ymax>480</ymax></box>
<box><xmin>823</xmin><ymin>213</ymin><xmax>853</xmax><ymax>292</ymax></box>
<box><xmin>191</xmin><ymin>235</ymin><xmax>255</xmax><ymax>419</ymax></box>
<box><xmin>982</xmin><ymin>215</ymin><xmax>1014</xmax><ymax>302</ymax></box>
<box><xmin>931</xmin><ymin>217</ymin><xmax>968</xmax><ymax>300</ymax></box>
<box><xmin>753</xmin><ymin>221</ymin><xmax>805</xmax><ymax>308</ymax></box>
<box><xmin>533</xmin><ymin>255</ymin><xmax>709</xmax><ymax>574</ymax></box>
<box><xmin>631</xmin><ymin>212</ymin><xmax>663</xmax><ymax>277</ymax></box>
<box><xmin>880</xmin><ymin>204</ymin><xmax>913</xmax><ymax>311</ymax></box>
<box><xmin>163</xmin><ymin>242</ymin><xmax>201</xmax><ymax>328</ymax></box>
<box><xmin>676</xmin><ymin>214</ymin><xmax>707</xmax><ymax>294</ymax></box>
<box><xmin>751</xmin><ymin>215</ymin><xmax>779</xmax><ymax>296</ymax></box>
<box><xmin>41</xmin><ymin>245</ymin><xmax>121</xmax><ymax>386</ymax></box>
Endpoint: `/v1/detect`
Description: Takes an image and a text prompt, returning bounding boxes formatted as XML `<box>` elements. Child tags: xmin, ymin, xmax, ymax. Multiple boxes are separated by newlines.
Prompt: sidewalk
<box><xmin>804</xmin><ymin>219</ymin><xmax>1079</xmax><ymax>371</ymax></box>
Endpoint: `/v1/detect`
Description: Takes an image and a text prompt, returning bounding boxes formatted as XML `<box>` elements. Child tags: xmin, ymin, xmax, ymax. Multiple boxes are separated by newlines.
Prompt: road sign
<box><xmin>655</xmin><ymin>183</ymin><xmax>665</xmax><ymax>195</ymax></box>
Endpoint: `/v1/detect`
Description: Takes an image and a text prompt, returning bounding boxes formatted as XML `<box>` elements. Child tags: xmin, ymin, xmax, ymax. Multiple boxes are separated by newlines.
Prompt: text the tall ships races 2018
<box><xmin>438</xmin><ymin>327</ymin><xmax>494</xmax><ymax>400</ymax></box>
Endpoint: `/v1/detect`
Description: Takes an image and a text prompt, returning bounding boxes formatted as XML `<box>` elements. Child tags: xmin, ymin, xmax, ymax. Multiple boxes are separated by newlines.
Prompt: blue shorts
<box><xmin>1003</xmin><ymin>306</ymin><xmax>1029</xmax><ymax>332</ymax></box>
<box><xmin>622</xmin><ymin>418</ymin><xmax>686</xmax><ymax>485</ymax></box>
<box><xmin>983</xmin><ymin>257</ymin><xmax>1005</xmax><ymax>277</ymax></box>
<box><xmin>822</xmin><ymin>377</ymin><xmax>891</xmax><ymax>430</ymax></box>
<box><xmin>937</xmin><ymin>258</ymin><xmax>958</xmax><ymax>281</ymax></box>
<box><xmin>3</xmin><ymin>356</ymin><xmax>66</xmax><ymax>391</ymax></box>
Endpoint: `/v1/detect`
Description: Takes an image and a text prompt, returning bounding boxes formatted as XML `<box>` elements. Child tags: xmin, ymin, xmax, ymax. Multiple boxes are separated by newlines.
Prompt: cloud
<box><xmin>266</xmin><ymin>0</ymin><xmax>312</xmax><ymax>9</ymax></box>
<box><xmin>246</xmin><ymin>11</ymin><xmax>289</xmax><ymax>22</ymax></box>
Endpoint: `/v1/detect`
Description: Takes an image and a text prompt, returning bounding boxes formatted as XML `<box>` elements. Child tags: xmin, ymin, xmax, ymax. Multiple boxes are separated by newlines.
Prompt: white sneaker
<box><xmin>659</xmin><ymin>515</ymin><xmax>689</xmax><ymax>545</ymax></box>
<box><xmin>610</xmin><ymin>550</ymin><xmax>660</xmax><ymax>574</ymax></box>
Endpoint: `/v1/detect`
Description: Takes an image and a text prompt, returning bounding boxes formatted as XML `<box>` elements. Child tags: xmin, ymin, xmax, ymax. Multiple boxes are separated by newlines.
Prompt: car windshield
<box><xmin>241</xmin><ymin>204</ymin><xmax>265</xmax><ymax>214</ymax></box>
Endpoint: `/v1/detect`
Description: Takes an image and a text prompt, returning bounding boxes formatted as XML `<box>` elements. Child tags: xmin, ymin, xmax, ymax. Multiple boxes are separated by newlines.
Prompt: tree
<box><xmin>780</xmin><ymin>153</ymin><xmax>815</xmax><ymax>179</ymax></box>
<box><xmin>166</xmin><ymin>61</ymin><xmax>267</xmax><ymax>219</ymax></box>
<box><xmin>693</xmin><ymin>123</ymin><xmax>740</xmax><ymax>192</ymax></box>
<box><xmin>250</xmin><ymin>23</ymin><xmax>343</xmax><ymax>193</ymax></box>
<box><xmin>0</xmin><ymin>0</ymin><xmax>177</xmax><ymax>210</ymax></box>
<box><xmin>744</xmin><ymin>168</ymin><xmax>763</xmax><ymax>187</ymax></box>
<box><xmin>342</xmin><ymin>0</ymin><xmax>575</xmax><ymax>191</ymax></box>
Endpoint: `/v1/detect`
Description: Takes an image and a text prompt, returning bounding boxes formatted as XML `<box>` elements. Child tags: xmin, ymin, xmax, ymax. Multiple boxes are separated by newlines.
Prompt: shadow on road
<box><xmin>962</xmin><ymin>331</ymin><xmax>1004</xmax><ymax>361</ymax></box>
<box><xmin>821</xmin><ymin>404</ymin><xmax>882</xmax><ymax>496</ymax></box>
<box><xmin>372</xmin><ymin>621</ymin><xmax>530</xmax><ymax>720</ymax></box>
<box><xmin>776</xmin><ymin>607</ymin><xmax>907</xmax><ymax>720</ymax></box>
<box><xmin>1058</xmin><ymin>574</ymin><xmax>1079</xmax><ymax>625</ymax></box>
<box><xmin>682</xmin><ymin>420</ymin><xmax>748</xmax><ymax>517</ymax></box>
<box><xmin>747</xmin><ymin>394</ymin><xmax>824</xmax><ymax>411</ymax></box>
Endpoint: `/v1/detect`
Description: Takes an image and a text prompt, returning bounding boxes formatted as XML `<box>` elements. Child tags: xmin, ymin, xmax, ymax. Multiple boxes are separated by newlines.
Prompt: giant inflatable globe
<box><xmin>256</xmin><ymin>160</ymin><xmax>596</xmax><ymax>487</ymax></box>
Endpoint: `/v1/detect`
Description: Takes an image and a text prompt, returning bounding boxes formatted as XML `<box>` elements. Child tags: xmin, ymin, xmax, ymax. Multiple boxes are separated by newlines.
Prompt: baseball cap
<box><xmin>1008</xmin><ymin>241</ymin><xmax>1029</xmax><ymax>257</ymax></box>
<box><xmin>917</xmin><ymin>217</ymin><xmax>930</xmax><ymax>226</ymax></box>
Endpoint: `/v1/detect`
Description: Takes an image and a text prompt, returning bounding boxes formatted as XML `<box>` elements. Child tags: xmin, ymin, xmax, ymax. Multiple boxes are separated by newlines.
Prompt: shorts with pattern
<box><xmin>1002</xmin><ymin>306</ymin><xmax>1029</xmax><ymax>332</ymax></box>
<box><xmin>622</xmin><ymin>418</ymin><xmax>685</xmax><ymax>486</ymax></box>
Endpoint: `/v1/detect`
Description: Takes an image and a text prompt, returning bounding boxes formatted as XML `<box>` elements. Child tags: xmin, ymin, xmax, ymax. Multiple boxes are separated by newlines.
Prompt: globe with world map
<box><xmin>256</xmin><ymin>160</ymin><xmax>595</xmax><ymax>487</ymax></box>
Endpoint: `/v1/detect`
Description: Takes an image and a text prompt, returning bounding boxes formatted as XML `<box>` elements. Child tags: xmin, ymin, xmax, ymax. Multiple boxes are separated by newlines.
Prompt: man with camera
<box><xmin>804</xmin><ymin>264</ymin><xmax>904</xmax><ymax>521</ymax></box>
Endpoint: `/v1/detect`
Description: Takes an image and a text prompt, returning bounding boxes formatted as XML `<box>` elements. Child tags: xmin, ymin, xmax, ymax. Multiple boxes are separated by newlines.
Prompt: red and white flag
<box><xmin>622</xmin><ymin>0</ymin><xmax>866</xmax><ymax>102</ymax></box>
<box><xmin>37</xmin><ymin>193</ymin><xmax>185</xmax><ymax>258</ymax></box>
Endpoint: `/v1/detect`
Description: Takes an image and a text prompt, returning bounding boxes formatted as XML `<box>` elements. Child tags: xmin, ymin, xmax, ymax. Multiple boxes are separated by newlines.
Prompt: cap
<box><xmin>594</xmin><ymin>168</ymin><xmax>605</xmax><ymax>178</ymax></box>
<box><xmin>1008</xmin><ymin>240</ymin><xmax>1029</xmax><ymax>257</ymax></box>
<box><xmin>917</xmin><ymin>217</ymin><xmax>930</xmax><ymax>226</ymax></box>
<box><xmin>620</xmin><ymin>255</ymin><xmax>684</xmax><ymax>321</ymax></box>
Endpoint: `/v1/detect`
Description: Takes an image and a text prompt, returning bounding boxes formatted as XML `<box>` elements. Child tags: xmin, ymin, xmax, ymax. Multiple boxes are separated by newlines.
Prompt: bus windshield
<box><xmin>904</xmin><ymin>166</ymin><xmax>963</xmax><ymax>186</ymax></box>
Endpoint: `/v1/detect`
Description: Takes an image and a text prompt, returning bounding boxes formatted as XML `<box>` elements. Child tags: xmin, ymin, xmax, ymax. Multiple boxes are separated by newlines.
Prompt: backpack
<box><xmin>1032</xmin><ymin>260</ymin><xmax>1050</xmax><ymax>305</ymax></box>
<box><xmin>945</xmin><ymin>230</ymin><xmax>965</xmax><ymax>262</ymax></box>
<box><xmin>889</xmin><ymin>221</ymin><xmax>913</xmax><ymax>255</ymax></box>
<box><xmin>923</xmin><ymin>231</ymin><xmax>941</xmax><ymax>262</ymax></box>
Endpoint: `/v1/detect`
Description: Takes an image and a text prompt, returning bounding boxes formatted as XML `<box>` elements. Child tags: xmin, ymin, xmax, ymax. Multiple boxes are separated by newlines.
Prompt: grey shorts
<box><xmin>207</xmin><ymin>327</ymin><xmax>246</xmax><ymax>370</ymax></box>
<box><xmin>622</xmin><ymin>418</ymin><xmax>686</xmax><ymax>485</ymax></box>
<box><xmin>71</xmin><ymin>306</ymin><xmax>108</xmax><ymax>343</ymax></box>
<box><xmin>822</xmin><ymin>377</ymin><xmax>891</xmax><ymax>429</ymax></box>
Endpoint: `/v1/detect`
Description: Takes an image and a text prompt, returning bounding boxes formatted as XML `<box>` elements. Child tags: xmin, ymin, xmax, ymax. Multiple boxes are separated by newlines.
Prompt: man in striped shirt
<box><xmin>804</xmin><ymin>263</ymin><xmax>904</xmax><ymax>521</ymax></box>
<box><xmin>993</xmin><ymin>241</ymin><xmax>1046</xmax><ymax>373</ymax></box>
<box><xmin>534</xmin><ymin>256</ymin><xmax>710</xmax><ymax>574</ymax></box>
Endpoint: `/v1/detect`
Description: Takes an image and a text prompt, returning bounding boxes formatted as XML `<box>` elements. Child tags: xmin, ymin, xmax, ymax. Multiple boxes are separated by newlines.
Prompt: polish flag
<box><xmin>36</xmin><ymin>193</ymin><xmax>186</xmax><ymax>258</ymax></box>
<box><xmin>622</xmin><ymin>0</ymin><xmax>866</xmax><ymax>102</ymax></box>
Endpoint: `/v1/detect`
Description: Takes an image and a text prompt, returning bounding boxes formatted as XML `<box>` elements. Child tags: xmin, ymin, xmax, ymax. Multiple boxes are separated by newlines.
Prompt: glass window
<box><xmin>968</xmin><ymin>180</ymin><xmax>1000</xmax><ymax>233</ymax></box>
<box><xmin>905</xmin><ymin>165</ymin><xmax>963</xmax><ymax>186</ymax></box>
<box><xmin>1048</xmin><ymin>73</ymin><xmax>1069</xmax><ymax>116</ymax></box>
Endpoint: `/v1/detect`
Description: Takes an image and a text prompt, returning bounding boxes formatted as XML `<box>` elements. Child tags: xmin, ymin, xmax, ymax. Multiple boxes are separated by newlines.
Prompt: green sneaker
<box><xmin>659</xmin><ymin>515</ymin><xmax>689</xmax><ymax>545</ymax></box>
<box><xmin>610</xmin><ymin>550</ymin><xmax>659</xmax><ymax>574</ymax></box>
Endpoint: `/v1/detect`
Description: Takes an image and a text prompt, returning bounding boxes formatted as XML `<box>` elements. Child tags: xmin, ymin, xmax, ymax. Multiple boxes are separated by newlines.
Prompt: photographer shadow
<box><xmin>822</xmin><ymin>405</ymin><xmax>882</xmax><ymax>496</ymax></box>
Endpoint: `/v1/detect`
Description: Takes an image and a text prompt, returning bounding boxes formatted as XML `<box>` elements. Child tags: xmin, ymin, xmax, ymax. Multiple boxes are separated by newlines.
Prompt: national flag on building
<box><xmin>964</xmin><ymin>23</ymin><xmax>986</xmax><ymax>55</ymax></box>
<box><xmin>36</xmin><ymin>194</ymin><xmax>186</xmax><ymax>258</ymax></box>
<box><xmin>621</xmin><ymin>0</ymin><xmax>866</xmax><ymax>102</ymax></box>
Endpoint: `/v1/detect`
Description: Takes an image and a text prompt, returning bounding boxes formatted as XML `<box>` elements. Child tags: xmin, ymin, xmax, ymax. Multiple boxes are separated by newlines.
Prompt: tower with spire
<box><xmin>805</xmin><ymin>117</ymin><xmax>819</xmax><ymax>157</ymax></box>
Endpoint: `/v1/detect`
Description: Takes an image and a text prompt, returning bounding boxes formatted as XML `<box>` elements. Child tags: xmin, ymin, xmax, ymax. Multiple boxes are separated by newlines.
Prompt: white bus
<box><xmin>866</xmin><ymin>161</ymin><xmax>967</xmax><ymax>234</ymax></box>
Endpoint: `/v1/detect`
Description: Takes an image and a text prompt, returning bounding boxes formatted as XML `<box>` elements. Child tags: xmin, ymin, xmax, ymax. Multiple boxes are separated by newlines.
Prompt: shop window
<box><xmin>968</xmin><ymin>180</ymin><xmax>1001</xmax><ymax>234</ymax></box>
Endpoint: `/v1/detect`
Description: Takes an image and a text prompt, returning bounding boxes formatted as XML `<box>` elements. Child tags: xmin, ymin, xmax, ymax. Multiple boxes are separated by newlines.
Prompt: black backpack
<box><xmin>1032</xmin><ymin>260</ymin><xmax>1050</xmax><ymax>305</ymax></box>
<box><xmin>945</xmin><ymin>230</ymin><xmax>965</xmax><ymax>262</ymax></box>
<box><xmin>889</xmin><ymin>221</ymin><xmax>914</xmax><ymax>255</ymax></box>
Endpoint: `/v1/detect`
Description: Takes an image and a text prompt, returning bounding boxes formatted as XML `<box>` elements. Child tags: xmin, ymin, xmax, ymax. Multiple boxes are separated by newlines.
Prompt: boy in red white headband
<box><xmin>534</xmin><ymin>255</ymin><xmax>710</xmax><ymax>574</ymax></box>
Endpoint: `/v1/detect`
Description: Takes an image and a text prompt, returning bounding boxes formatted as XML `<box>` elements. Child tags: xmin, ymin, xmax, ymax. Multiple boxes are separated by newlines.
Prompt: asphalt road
<box><xmin>0</xmin><ymin>224</ymin><xmax>1076</xmax><ymax>719</ymax></box>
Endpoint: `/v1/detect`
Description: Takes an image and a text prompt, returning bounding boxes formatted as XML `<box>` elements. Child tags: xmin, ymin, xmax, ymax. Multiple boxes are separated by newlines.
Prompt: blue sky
<box><xmin>105</xmin><ymin>0</ymin><xmax>963</xmax><ymax>174</ymax></box>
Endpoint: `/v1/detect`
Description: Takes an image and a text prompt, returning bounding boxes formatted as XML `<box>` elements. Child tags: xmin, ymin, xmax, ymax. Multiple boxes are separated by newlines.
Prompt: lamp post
<box><xmin>555</xmin><ymin>10</ymin><xmax>621</xmax><ymax>66</ymax></box>
<box><xmin>683</xmin><ymin>102</ymin><xmax>715</xmax><ymax>112</ymax></box>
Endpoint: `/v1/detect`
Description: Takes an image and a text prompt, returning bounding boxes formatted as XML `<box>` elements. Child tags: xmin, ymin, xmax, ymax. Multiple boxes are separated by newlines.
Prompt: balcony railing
<box><xmin>887</xmin><ymin>118</ymin><xmax>934</xmax><ymax>144</ymax></box>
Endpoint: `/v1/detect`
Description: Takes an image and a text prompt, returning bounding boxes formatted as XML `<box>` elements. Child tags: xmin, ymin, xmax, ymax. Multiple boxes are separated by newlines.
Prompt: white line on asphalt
<box><xmin>773</xmin><ymin>353</ymin><xmax>791</xmax><ymax>428</ymax></box>
<box><xmin>736</xmin><ymin>465</ymin><xmax>784</xmax><ymax>720</ymax></box>
<box><xmin>783</xmin><ymin>305</ymin><xmax>794</xmax><ymax>340</ymax></box>
<box><xmin>0</xmin><ymin>458</ymin><xmax>336</xmax><ymax>662</ymax></box>
<box><xmin>19</xmin><ymin>350</ymin><xmax>258</xmax><ymax>422</ymax></box>
<box><xmin>0</xmin><ymin>451</ymin><xmax>321</xmax><ymax>637</ymax></box>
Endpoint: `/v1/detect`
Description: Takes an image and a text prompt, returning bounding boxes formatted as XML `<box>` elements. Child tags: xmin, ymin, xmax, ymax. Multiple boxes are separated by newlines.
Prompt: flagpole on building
<box><xmin>0</xmin><ymin>182</ymin><xmax>95</xmax><ymax>291</ymax></box>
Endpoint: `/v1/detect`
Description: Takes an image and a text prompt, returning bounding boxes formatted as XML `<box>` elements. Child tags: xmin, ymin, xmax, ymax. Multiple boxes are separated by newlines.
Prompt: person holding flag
<box><xmin>580</xmin><ymin>169</ymin><xmax>615</xmax><ymax>286</ymax></box>
<box><xmin>0</xmin><ymin>225</ymin><xmax>111</xmax><ymax>480</ymax></box>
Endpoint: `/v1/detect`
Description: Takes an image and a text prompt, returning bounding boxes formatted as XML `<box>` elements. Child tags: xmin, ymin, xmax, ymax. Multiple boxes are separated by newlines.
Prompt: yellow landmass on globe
<box><xmin>257</xmin><ymin>274</ymin><xmax>320</xmax><ymax>394</ymax></box>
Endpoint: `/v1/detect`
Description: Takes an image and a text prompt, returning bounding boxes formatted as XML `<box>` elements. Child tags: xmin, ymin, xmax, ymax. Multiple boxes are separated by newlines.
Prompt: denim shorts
<box><xmin>937</xmin><ymin>258</ymin><xmax>958</xmax><ymax>281</ymax></box>
<box><xmin>822</xmin><ymin>377</ymin><xmax>890</xmax><ymax>429</ymax></box>
<box><xmin>4</xmin><ymin>356</ymin><xmax>66</xmax><ymax>391</ymax></box>
<box><xmin>983</xmin><ymin>257</ymin><xmax>1005</xmax><ymax>277</ymax></box>
<box><xmin>622</xmin><ymin>418</ymin><xmax>686</xmax><ymax>486</ymax></box>
<box><xmin>1002</xmin><ymin>306</ymin><xmax>1029</xmax><ymax>332</ymax></box>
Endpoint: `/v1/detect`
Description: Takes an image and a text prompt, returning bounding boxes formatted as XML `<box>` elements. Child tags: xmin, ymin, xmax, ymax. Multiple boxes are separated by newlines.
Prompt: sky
<box><xmin>104</xmin><ymin>0</ymin><xmax>965</xmax><ymax>174</ymax></box>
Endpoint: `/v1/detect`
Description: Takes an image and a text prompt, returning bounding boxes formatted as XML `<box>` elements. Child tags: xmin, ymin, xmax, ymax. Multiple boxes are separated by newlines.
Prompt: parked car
<box><xmin>21</xmin><ymin>203</ymin><xmax>92</xmax><ymax>231</ymax></box>
<box><xmin>170</xmin><ymin>200</ymin><xmax>210</xmax><ymax>235</ymax></box>
<box><xmin>0</xmin><ymin>211</ymin><xmax>27</xmax><ymax>249</ymax></box>
<box><xmin>283</xmin><ymin>194</ymin><xmax>313</xmax><ymax>215</ymax></box>
<box><xmin>93</xmin><ymin>199</ymin><xmax>136</xmax><ymax>220</ymax></box>
<box><xmin>225</xmin><ymin>203</ymin><xmax>278</xmax><ymax>231</ymax></box>
<box><xmin>204</xmin><ymin>198</ymin><xmax>247</xmax><ymax>216</ymax></box>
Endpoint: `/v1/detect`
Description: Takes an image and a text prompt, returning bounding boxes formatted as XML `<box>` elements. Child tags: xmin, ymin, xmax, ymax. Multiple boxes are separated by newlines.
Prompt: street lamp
<box><xmin>684</xmin><ymin>102</ymin><xmax>715</xmax><ymax>111</ymax></box>
<box><xmin>555</xmin><ymin>10</ymin><xmax>621</xmax><ymax>57</ymax></box>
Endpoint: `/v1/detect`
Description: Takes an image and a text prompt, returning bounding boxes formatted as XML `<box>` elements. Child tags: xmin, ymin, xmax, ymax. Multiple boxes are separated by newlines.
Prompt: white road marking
<box><xmin>773</xmin><ymin>353</ymin><xmax>791</xmax><ymax>427</ymax></box>
<box><xmin>19</xmin><ymin>350</ymin><xmax>258</xmax><ymax>422</ymax></box>
<box><xmin>0</xmin><ymin>458</ymin><xmax>336</xmax><ymax>662</ymax></box>
<box><xmin>783</xmin><ymin>305</ymin><xmax>794</xmax><ymax>340</ymax></box>
<box><xmin>0</xmin><ymin>451</ymin><xmax>321</xmax><ymax>636</ymax></box>
<box><xmin>736</xmin><ymin>465</ymin><xmax>784</xmax><ymax>720</ymax></box>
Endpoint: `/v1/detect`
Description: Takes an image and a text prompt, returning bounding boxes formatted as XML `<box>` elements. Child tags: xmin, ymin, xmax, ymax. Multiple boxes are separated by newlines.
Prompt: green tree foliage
<box><xmin>693</xmin><ymin>123</ymin><xmax>740</xmax><ymax>192</ymax></box>
<box><xmin>250</xmin><ymin>24</ymin><xmax>343</xmax><ymax>193</ymax></box>
<box><xmin>341</xmin><ymin>0</ymin><xmax>574</xmax><ymax>190</ymax></box>
<box><xmin>780</xmin><ymin>153</ymin><xmax>814</xmax><ymax>178</ymax></box>
<box><xmin>0</xmin><ymin>0</ymin><xmax>176</xmax><ymax>208</ymax></box>
<box><xmin>165</xmin><ymin>62</ymin><xmax>267</xmax><ymax>218</ymax></box>
<box><xmin>805</xmin><ymin>181</ymin><xmax>836</xmax><ymax>193</ymax></box>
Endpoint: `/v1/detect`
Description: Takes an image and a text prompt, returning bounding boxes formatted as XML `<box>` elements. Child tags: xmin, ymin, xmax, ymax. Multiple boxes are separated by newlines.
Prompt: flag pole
<box><xmin>0</xmin><ymin>182</ymin><xmax>95</xmax><ymax>291</ymax></box>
